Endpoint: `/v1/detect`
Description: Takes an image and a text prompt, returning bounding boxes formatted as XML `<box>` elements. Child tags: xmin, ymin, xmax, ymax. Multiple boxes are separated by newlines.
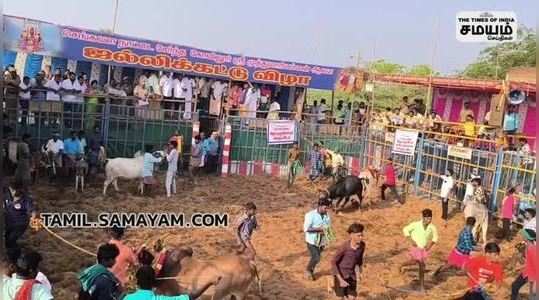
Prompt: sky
<box><xmin>4</xmin><ymin>0</ymin><xmax>537</xmax><ymax>74</ymax></box>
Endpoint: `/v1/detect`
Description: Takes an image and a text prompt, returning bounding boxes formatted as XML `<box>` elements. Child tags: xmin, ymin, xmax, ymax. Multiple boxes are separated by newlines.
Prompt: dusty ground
<box><xmin>17</xmin><ymin>174</ymin><xmax>527</xmax><ymax>299</ymax></box>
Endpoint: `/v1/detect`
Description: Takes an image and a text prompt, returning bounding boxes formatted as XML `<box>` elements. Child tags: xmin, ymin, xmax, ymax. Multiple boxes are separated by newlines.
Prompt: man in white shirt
<box><xmin>147</xmin><ymin>72</ymin><xmax>160</xmax><ymax>96</ymax></box>
<box><xmin>317</xmin><ymin>99</ymin><xmax>328</xmax><ymax>124</ymax></box>
<box><xmin>244</xmin><ymin>84</ymin><xmax>260</xmax><ymax>119</ymax></box>
<box><xmin>44</xmin><ymin>73</ymin><xmax>62</xmax><ymax>101</ymax></box>
<box><xmin>267</xmin><ymin>98</ymin><xmax>281</xmax><ymax>120</ymax></box>
<box><xmin>179</xmin><ymin>76</ymin><xmax>194</xmax><ymax>120</ymax></box>
<box><xmin>160</xmin><ymin>72</ymin><xmax>174</xmax><ymax>118</ymax></box>
<box><xmin>45</xmin><ymin>132</ymin><xmax>64</xmax><ymax>168</ymax></box>
<box><xmin>61</xmin><ymin>72</ymin><xmax>83</xmax><ymax>103</ymax></box>
<box><xmin>1</xmin><ymin>250</ymin><xmax>53</xmax><ymax>300</ymax></box>
<box><xmin>211</xmin><ymin>80</ymin><xmax>227</xmax><ymax>117</ymax></box>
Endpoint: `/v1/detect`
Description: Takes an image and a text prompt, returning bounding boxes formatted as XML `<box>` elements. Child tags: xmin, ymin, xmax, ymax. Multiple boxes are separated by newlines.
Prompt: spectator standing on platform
<box><xmin>460</xmin><ymin>102</ymin><xmax>475</xmax><ymax>123</ymax></box>
<box><xmin>44</xmin><ymin>72</ymin><xmax>62</xmax><ymax>101</ymax></box>
<box><xmin>267</xmin><ymin>97</ymin><xmax>281</xmax><ymax>120</ymax></box>
<box><xmin>244</xmin><ymin>83</ymin><xmax>260</xmax><ymax>120</ymax></box>
<box><xmin>318</xmin><ymin>99</ymin><xmax>329</xmax><ymax>124</ymax></box>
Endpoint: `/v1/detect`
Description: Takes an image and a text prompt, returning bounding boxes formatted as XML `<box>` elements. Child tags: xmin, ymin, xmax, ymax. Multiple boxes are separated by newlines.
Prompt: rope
<box><xmin>33</xmin><ymin>219</ymin><xmax>97</xmax><ymax>257</ymax></box>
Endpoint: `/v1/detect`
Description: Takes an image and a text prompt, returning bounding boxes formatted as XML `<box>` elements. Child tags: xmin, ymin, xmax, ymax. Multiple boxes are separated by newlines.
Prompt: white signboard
<box><xmin>267</xmin><ymin>120</ymin><xmax>297</xmax><ymax>145</ymax></box>
<box><xmin>392</xmin><ymin>130</ymin><xmax>419</xmax><ymax>156</ymax></box>
<box><xmin>456</xmin><ymin>11</ymin><xmax>518</xmax><ymax>43</ymax></box>
<box><xmin>448</xmin><ymin>145</ymin><xmax>473</xmax><ymax>160</ymax></box>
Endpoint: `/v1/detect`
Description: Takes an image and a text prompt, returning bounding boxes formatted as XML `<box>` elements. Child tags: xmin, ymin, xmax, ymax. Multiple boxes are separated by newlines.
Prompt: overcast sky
<box><xmin>4</xmin><ymin>0</ymin><xmax>537</xmax><ymax>74</ymax></box>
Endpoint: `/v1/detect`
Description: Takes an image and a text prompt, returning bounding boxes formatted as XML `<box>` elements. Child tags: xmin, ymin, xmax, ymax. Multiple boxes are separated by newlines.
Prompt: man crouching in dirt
<box><xmin>235</xmin><ymin>202</ymin><xmax>258</xmax><ymax>259</ymax></box>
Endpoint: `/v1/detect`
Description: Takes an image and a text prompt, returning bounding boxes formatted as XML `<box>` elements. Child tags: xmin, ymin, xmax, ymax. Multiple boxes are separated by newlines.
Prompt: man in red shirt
<box><xmin>511</xmin><ymin>229</ymin><xmax>537</xmax><ymax>300</ymax></box>
<box><xmin>460</xmin><ymin>242</ymin><xmax>503</xmax><ymax>300</ymax></box>
<box><xmin>380</xmin><ymin>158</ymin><xmax>402</xmax><ymax>203</ymax></box>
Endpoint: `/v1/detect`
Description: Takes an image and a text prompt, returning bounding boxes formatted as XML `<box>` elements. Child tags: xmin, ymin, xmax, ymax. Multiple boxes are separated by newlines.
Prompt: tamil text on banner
<box><xmin>447</xmin><ymin>145</ymin><xmax>473</xmax><ymax>160</ymax></box>
<box><xmin>392</xmin><ymin>130</ymin><xmax>419</xmax><ymax>156</ymax></box>
<box><xmin>4</xmin><ymin>15</ymin><xmax>340</xmax><ymax>90</ymax></box>
<box><xmin>267</xmin><ymin>120</ymin><xmax>296</xmax><ymax>145</ymax></box>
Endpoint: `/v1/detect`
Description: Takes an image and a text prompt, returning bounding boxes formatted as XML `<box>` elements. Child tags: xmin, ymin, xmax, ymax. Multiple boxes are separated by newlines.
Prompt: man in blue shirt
<box><xmin>142</xmin><ymin>145</ymin><xmax>163</xmax><ymax>194</ymax></box>
<box><xmin>202</xmin><ymin>132</ymin><xmax>219</xmax><ymax>175</ymax></box>
<box><xmin>64</xmin><ymin>130</ymin><xmax>82</xmax><ymax>168</ymax></box>
<box><xmin>124</xmin><ymin>265</ymin><xmax>220</xmax><ymax>300</ymax></box>
<box><xmin>304</xmin><ymin>196</ymin><xmax>332</xmax><ymax>281</ymax></box>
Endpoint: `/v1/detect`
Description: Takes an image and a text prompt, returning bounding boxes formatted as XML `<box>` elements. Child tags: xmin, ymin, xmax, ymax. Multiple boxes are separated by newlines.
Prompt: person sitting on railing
<box><xmin>267</xmin><ymin>97</ymin><xmax>281</xmax><ymax>120</ymax></box>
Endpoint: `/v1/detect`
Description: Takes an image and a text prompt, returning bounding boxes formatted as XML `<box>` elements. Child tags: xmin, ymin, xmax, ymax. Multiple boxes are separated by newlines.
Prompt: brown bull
<box><xmin>145</xmin><ymin>247</ymin><xmax>261</xmax><ymax>300</ymax></box>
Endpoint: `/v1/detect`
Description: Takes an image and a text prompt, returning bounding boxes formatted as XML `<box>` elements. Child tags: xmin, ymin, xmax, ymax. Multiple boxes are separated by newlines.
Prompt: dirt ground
<box><xmin>17</xmin><ymin>174</ymin><xmax>528</xmax><ymax>299</ymax></box>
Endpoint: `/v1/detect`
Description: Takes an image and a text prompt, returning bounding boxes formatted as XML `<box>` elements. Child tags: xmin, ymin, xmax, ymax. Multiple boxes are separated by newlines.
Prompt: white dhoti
<box><xmin>165</xmin><ymin>171</ymin><xmax>176</xmax><ymax>197</ymax></box>
<box><xmin>466</xmin><ymin>202</ymin><xmax>488</xmax><ymax>244</ymax></box>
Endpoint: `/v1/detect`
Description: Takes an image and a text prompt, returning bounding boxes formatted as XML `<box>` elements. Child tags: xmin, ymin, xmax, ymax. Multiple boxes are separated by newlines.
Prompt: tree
<box><xmin>368</xmin><ymin>59</ymin><xmax>406</xmax><ymax>74</ymax></box>
<box><xmin>407</xmin><ymin>64</ymin><xmax>440</xmax><ymax>76</ymax></box>
<box><xmin>461</xmin><ymin>27</ymin><xmax>536</xmax><ymax>79</ymax></box>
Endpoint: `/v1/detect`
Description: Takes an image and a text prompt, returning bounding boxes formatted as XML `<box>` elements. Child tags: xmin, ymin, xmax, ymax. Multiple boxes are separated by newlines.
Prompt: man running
<box><xmin>458</xmin><ymin>242</ymin><xmax>503</xmax><ymax>300</ymax></box>
<box><xmin>331</xmin><ymin>223</ymin><xmax>366</xmax><ymax>300</ymax></box>
<box><xmin>434</xmin><ymin>217</ymin><xmax>481</xmax><ymax>277</ymax></box>
<box><xmin>304</xmin><ymin>196</ymin><xmax>332</xmax><ymax>280</ymax></box>
<box><xmin>235</xmin><ymin>202</ymin><xmax>258</xmax><ymax>259</ymax></box>
<box><xmin>401</xmin><ymin>209</ymin><xmax>438</xmax><ymax>292</ymax></box>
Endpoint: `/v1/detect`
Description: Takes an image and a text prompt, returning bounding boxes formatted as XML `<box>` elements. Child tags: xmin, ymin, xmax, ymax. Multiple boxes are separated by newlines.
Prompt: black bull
<box><xmin>326</xmin><ymin>175</ymin><xmax>369</xmax><ymax>210</ymax></box>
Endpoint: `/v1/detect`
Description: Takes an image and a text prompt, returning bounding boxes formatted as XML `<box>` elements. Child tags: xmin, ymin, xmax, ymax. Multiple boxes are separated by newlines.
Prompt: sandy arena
<box><xmin>20</xmin><ymin>174</ymin><xmax>526</xmax><ymax>299</ymax></box>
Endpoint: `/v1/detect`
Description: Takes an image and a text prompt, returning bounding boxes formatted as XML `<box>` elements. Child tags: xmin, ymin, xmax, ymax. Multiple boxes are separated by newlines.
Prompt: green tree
<box><xmin>407</xmin><ymin>64</ymin><xmax>440</xmax><ymax>76</ymax></box>
<box><xmin>461</xmin><ymin>27</ymin><xmax>536</xmax><ymax>79</ymax></box>
<box><xmin>368</xmin><ymin>59</ymin><xmax>406</xmax><ymax>74</ymax></box>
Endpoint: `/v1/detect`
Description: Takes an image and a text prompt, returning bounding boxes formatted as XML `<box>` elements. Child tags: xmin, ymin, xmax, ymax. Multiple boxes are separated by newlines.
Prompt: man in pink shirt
<box><xmin>380</xmin><ymin>158</ymin><xmax>402</xmax><ymax>203</ymax></box>
<box><xmin>109</xmin><ymin>227</ymin><xmax>138</xmax><ymax>288</ymax></box>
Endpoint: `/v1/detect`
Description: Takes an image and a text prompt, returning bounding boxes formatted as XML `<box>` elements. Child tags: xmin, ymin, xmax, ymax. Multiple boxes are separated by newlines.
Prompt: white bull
<box><xmin>102</xmin><ymin>151</ymin><xmax>164</xmax><ymax>195</ymax></box>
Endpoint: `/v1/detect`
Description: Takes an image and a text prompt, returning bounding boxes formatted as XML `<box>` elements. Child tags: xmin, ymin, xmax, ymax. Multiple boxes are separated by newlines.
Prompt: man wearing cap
<box><xmin>511</xmin><ymin>229</ymin><xmax>537</xmax><ymax>300</ymax></box>
<box><xmin>44</xmin><ymin>133</ymin><xmax>64</xmax><ymax>169</ymax></box>
<box><xmin>304</xmin><ymin>196</ymin><xmax>332</xmax><ymax>281</ymax></box>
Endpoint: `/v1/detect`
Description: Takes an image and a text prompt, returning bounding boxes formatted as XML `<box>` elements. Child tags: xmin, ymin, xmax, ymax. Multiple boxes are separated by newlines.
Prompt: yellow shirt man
<box><xmin>402</xmin><ymin>220</ymin><xmax>439</xmax><ymax>248</ymax></box>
